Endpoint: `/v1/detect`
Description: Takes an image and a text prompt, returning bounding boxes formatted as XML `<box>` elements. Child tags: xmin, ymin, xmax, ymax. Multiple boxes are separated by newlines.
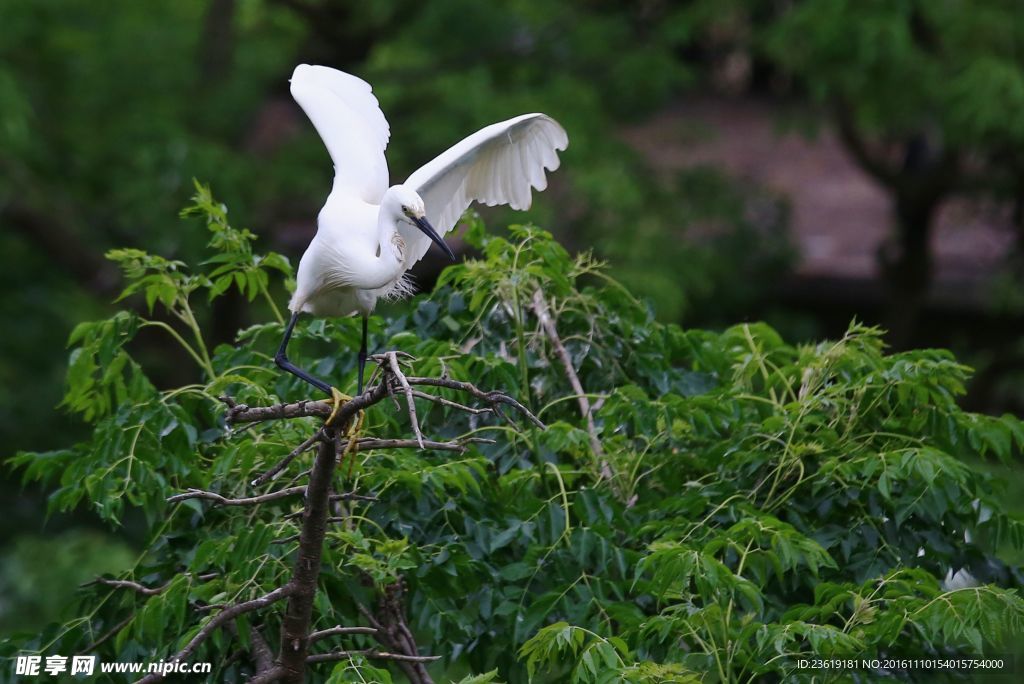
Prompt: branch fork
<box><xmin>132</xmin><ymin>352</ymin><xmax>540</xmax><ymax>683</ymax></box>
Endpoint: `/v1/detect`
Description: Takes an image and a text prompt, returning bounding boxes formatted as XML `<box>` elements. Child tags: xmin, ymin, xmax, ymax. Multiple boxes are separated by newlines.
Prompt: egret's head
<box><xmin>389</xmin><ymin>185</ymin><xmax>426</xmax><ymax>219</ymax></box>
<box><xmin>386</xmin><ymin>185</ymin><xmax>456</xmax><ymax>261</ymax></box>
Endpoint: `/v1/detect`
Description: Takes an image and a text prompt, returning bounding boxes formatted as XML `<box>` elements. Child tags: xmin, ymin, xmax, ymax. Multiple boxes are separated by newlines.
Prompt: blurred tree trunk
<box><xmin>198</xmin><ymin>0</ymin><xmax>247</xmax><ymax>345</ymax></box>
<box><xmin>880</xmin><ymin>185</ymin><xmax>938</xmax><ymax>349</ymax></box>
<box><xmin>270</xmin><ymin>0</ymin><xmax>393</xmax><ymax>65</ymax></box>
<box><xmin>836</xmin><ymin>112</ymin><xmax>957</xmax><ymax>348</ymax></box>
<box><xmin>199</xmin><ymin>0</ymin><xmax>235</xmax><ymax>86</ymax></box>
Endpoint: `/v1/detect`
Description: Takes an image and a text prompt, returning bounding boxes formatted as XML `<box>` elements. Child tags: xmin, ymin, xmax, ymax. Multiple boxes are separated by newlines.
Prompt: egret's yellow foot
<box><xmin>340</xmin><ymin>409</ymin><xmax>366</xmax><ymax>480</ymax></box>
<box><xmin>347</xmin><ymin>409</ymin><xmax>365</xmax><ymax>439</ymax></box>
<box><xmin>325</xmin><ymin>386</ymin><xmax>352</xmax><ymax>426</ymax></box>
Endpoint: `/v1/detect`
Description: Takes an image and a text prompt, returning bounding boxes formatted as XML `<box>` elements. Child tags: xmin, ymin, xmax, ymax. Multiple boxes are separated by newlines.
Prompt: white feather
<box><xmin>403</xmin><ymin>113</ymin><xmax>568</xmax><ymax>266</ymax></box>
<box><xmin>289</xmin><ymin>64</ymin><xmax>390</xmax><ymax>204</ymax></box>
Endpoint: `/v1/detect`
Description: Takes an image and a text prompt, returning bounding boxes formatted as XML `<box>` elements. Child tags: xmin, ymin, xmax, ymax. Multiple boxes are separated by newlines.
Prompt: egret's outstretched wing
<box><xmin>403</xmin><ymin>113</ymin><xmax>568</xmax><ymax>264</ymax></box>
<box><xmin>290</xmin><ymin>64</ymin><xmax>390</xmax><ymax>204</ymax></box>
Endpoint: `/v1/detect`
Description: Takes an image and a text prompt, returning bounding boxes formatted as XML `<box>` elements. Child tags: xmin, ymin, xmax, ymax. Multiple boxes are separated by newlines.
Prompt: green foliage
<box><xmin>760</xmin><ymin>0</ymin><xmax>1024</xmax><ymax>147</ymax></box>
<box><xmin>4</xmin><ymin>197</ymin><xmax>1024</xmax><ymax>682</ymax></box>
<box><xmin>452</xmin><ymin>671</ymin><xmax>503</xmax><ymax>684</ymax></box>
<box><xmin>326</xmin><ymin>659</ymin><xmax>394</xmax><ymax>684</ymax></box>
<box><xmin>11</xmin><ymin>183</ymin><xmax>289</xmax><ymax>524</ymax></box>
<box><xmin>519</xmin><ymin>623</ymin><xmax>629</xmax><ymax>683</ymax></box>
<box><xmin>182</xmin><ymin>180</ymin><xmax>293</xmax><ymax>306</ymax></box>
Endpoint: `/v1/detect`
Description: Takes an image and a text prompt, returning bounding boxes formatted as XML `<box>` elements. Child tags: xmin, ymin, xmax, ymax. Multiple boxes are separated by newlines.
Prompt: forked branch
<box><xmin>130</xmin><ymin>353</ymin><xmax>539</xmax><ymax>684</ymax></box>
<box><xmin>135</xmin><ymin>585</ymin><xmax>292</xmax><ymax>684</ymax></box>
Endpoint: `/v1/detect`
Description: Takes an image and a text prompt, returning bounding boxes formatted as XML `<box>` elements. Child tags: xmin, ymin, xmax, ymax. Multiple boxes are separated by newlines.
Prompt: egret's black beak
<box><xmin>413</xmin><ymin>216</ymin><xmax>456</xmax><ymax>261</ymax></box>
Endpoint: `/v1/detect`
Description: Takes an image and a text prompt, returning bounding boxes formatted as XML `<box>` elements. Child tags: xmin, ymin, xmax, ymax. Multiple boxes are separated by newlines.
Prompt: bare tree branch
<box><xmin>89</xmin><ymin>572</ymin><xmax>217</xmax><ymax>596</ymax></box>
<box><xmin>282</xmin><ymin>492</ymin><xmax>379</xmax><ymax>521</ymax></box>
<box><xmin>386</xmin><ymin>352</ymin><xmax>425</xmax><ymax>447</ymax></box>
<box><xmin>224</xmin><ymin>397</ymin><xmax>334</xmax><ymax>423</ymax></box>
<box><xmin>247</xmin><ymin>666</ymin><xmax>286</xmax><ymax>684</ymax></box>
<box><xmin>329</xmin><ymin>491</ymin><xmax>379</xmax><ymax>503</ymax></box>
<box><xmin>224</xmin><ymin>619</ymin><xmax>276</xmax><ymax>679</ymax></box>
<box><xmin>403</xmin><ymin>377</ymin><xmax>544</xmax><ymax>429</ymax></box>
<box><xmin>410</xmin><ymin>389</ymin><xmax>492</xmax><ymax>415</ymax></box>
<box><xmin>309</xmin><ymin>625</ymin><xmax>378</xmax><ymax>642</ymax></box>
<box><xmin>80</xmin><ymin>615</ymin><xmax>133</xmax><ymax>654</ymax></box>
<box><xmin>224</xmin><ymin>361</ymin><xmax>542</xmax><ymax>431</ymax></box>
<box><xmin>168</xmin><ymin>487</ymin><xmax>306</xmax><ymax>506</ymax></box>
<box><xmin>307</xmin><ymin>649</ymin><xmax>441</xmax><ymax>664</ymax></box>
<box><xmin>134</xmin><ymin>585</ymin><xmax>292</xmax><ymax>684</ymax></box>
<box><xmin>258</xmin><ymin>436</ymin><xmax>493</xmax><ymax>489</ymax></box>
<box><xmin>360</xmin><ymin>580</ymin><xmax>436</xmax><ymax>684</ymax></box>
<box><xmin>356</xmin><ymin>437</ymin><xmax>493</xmax><ymax>452</ymax></box>
<box><xmin>249</xmin><ymin>625</ymin><xmax>277</xmax><ymax>675</ymax></box>
<box><xmin>271</xmin><ymin>534</ymin><xmax>300</xmax><ymax>546</ymax></box>
<box><xmin>532</xmin><ymin>289</ymin><xmax>605</xmax><ymax>462</ymax></box>
<box><xmin>251</xmin><ymin>429</ymin><xmax>326</xmax><ymax>487</ymax></box>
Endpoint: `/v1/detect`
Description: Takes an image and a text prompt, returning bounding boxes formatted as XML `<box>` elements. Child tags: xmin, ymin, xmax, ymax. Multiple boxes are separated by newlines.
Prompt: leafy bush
<box><xmin>4</xmin><ymin>189</ymin><xmax>1024</xmax><ymax>682</ymax></box>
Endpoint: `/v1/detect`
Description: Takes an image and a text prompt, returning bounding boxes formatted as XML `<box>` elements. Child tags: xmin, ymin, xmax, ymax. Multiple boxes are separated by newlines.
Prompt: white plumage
<box><xmin>274</xmin><ymin>64</ymin><xmax>568</xmax><ymax>395</ymax></box>
<box><xmin>403</xmin><ymin>113</ymin><xmax>568</xmax><ymax>267</ymax></box>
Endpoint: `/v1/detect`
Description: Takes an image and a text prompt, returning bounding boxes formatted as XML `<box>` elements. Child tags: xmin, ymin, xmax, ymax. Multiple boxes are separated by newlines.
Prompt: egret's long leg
<box><xmin>357</xmin><ymin>315</ymin><xmax>369</xmax><ymax>394</ymax></box>
<box><xmin>275</xmin><ymin>311</ymin><xmax>333</xmax><ymax>395</ymax></box>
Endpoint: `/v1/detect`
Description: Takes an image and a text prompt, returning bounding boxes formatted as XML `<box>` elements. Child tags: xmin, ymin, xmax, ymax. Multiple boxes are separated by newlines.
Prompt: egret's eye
<box><xmin>401</xmin><ymin>205</ymin><xmax>409</xmax><ymax>214</ymax></box>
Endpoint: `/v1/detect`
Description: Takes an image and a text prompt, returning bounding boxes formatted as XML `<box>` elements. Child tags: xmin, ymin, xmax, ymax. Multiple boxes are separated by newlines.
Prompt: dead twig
<box><xmin>251</xmin><ymin>429</ymin><xmax>326</xmax><ymax>487</ymax></box>
<box><xmin>410</xmin><ymin>389</ymin><xmax>492</xmax><ymax>415</ymax></box>
<box><xmin>356</xmin><ymin>437</ymin><xmax>479</xmax><ymax>452</ymax></box>
<box><xmin>168</xmin><ymin>487</ymin><xmax>306</xmax><ymax>507</ymax></box>
<box><xmin>80</xmin><ymin>615</ymin><xmax>133</xmax><ymax>654</ymax></box>
<box><xmin>329</xmin><ymin>491</ymin><xmax>379</xmax><ymax>503</ymax></box>
<box><xmin>387</xmin><ymin>352</ymin><xmax>425</xmax><ymax>448</ymax></box>
<box><xmin>282</xmin><ymin>491</ymin><xmax>378</xmax><ymax>521</ymax></box>
<box><xmin>306</xmin><ymin>649</ymin><xmax>441</xmax><ymax>664</ymax></box>
<box><xmin>88</xmin><ymin>572</ymin><xmax>217</xmax><ymax>596</ymax></box>
<box><xmin>404</xmin><ymin>376</ymin><xmax>544</xmax><ymax>429</ymax></box>
<box><xmin>531</xmin><ymin>289</ymin><xmax>605</xmax><ymax>463</ymax></box>
<box><xmin>309</xmin><ymin>625</ymin><xmax>378</xmax><ymax>642</ymax></box>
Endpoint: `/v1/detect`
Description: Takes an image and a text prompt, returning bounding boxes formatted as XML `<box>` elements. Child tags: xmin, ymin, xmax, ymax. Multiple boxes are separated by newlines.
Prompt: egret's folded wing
<box><xmin>290</xmin><ymin>64</ymin><xmax>390</xmax><ymax>204</ymax></box>
<box><xmin>403</xmin><ymin>113</ymin><xmax>568</xmax><ymax>265</ymax></box>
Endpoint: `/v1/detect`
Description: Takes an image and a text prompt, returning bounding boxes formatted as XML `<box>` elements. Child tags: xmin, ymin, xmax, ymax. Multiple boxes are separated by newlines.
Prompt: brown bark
<box><xmin>277</xmin><ymin>434</ymin><xmax>341</xmax><ymax>682</ymax></box>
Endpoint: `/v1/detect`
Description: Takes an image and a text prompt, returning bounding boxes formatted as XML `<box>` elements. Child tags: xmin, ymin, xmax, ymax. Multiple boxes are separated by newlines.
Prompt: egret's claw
<box><xmin>325</xmin><ymin>386</ymin><xmax>352</xmax><ymax>426</ymax></box>
<box><xmin>340</xmin><ymin>409</ymin><xmax>366</xmax><ymax>481</ymax></box>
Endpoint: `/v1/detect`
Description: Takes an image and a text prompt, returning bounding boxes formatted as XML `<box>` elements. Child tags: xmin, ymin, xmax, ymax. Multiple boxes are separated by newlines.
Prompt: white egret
<box><xmin>275</xmin><ymin>64</ymin><xmax>568</xmax><ymax>408</ymax></box>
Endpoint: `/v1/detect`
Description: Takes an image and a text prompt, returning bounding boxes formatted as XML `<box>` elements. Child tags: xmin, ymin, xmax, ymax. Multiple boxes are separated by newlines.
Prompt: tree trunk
<box><xmin>880</xmin><ymin>190</ymin><xmax>937</xmax><ymax>349</ymax></box>
<box><xmin>198</xmin><ymin>0</ymin><xmax>236</xmax><ymax>86</ymax></box>
<box><xmin>277</xmin><ymin>433</ymin><xmax>338</xmax><ymax>682</ymax></box>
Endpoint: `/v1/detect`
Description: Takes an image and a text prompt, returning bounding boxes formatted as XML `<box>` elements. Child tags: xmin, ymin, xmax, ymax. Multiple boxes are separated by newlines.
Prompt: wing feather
<box><xmin>402</xmin><ymin>113</ymin><xmax>568</xmax><ymax>265</ymax></box>
<box><xmin>290</xmin><ymin>64</ymin><xmax>390</xmax><ymax>204</ymax></box>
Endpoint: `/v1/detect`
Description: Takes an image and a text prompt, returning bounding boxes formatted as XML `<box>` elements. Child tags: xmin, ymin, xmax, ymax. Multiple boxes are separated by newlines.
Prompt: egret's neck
<box><xmin>354</xmin><ymin>212</ymin><xmax>407</xmax><ymax>290</ymax></box>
